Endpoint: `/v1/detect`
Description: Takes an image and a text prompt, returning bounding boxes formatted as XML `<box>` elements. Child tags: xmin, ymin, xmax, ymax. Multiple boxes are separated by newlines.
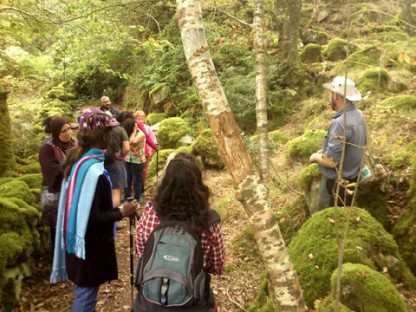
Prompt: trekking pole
<box><xmin>156</xmin><ymin>150</ymin><xmax>159</xmax><ymax>183</ymax></box>
<box><xmin>126</xmin><ymin>197</ymin><xmax>135</xmax><ymax>308</ymax></box>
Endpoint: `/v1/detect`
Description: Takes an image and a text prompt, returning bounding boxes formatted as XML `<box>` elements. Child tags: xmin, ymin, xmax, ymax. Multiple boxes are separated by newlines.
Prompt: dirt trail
<box><xmin>20</xmin><ymin>168</ymin><xmax>262</xmax><ymax>311</ymax></box>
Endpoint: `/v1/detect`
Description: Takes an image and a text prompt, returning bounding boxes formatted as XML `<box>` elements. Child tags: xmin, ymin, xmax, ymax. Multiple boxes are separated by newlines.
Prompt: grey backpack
<box><xmin>135</xmin><ymin>210</ymin><xmax>220</xmax><ymax>309</ymax></box>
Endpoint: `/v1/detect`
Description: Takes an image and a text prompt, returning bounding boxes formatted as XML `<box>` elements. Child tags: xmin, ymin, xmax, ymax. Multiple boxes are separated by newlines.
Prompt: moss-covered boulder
<box><xmin>358</xmin><ymin>68</ymin><xmax>390</xmax><ymax>94</ymax></box>
<box><xmin>380</xmin><ymin>95</ymin><xmax>416</xmax><ymax>117</ymax></box>
<box><xmin>147</xmin><ymin>112</ymin><xmax>166</xmax><ymax>125</ymax></box>
<box><xmin>318</xmin><ymin>263</ymin><xmax>406</xmax><ymax>312</ymax></box>
<box><xmin>0</xmin><ymin>84</ymin><xmax>16</xmax><ymax>177</ymax></box>
<box><xmin>16</xmin><ymin>162</ymin><xmax>41</xmax><ymax>174</ymax></box>
<box><xmin>324</xmin><ymin>38</ymin><xmax>356</xmax><ymax>61</ymax></box>
<box><xmin>155</xmin><ymin>117</ymin><xmax>193</xmax><ymax>149</ymax></box>
<box><xmin>147</xmin><ymin>148</ymin><xmax>175</xmax><ymax>182</ymax></box>
<box><xmin>299</xmin><ymin>163</ymin><xmax>321</xmax><ymax>214</ymax></box>
<box><xmin>17</xmin><ymin>173</ymin><xmax>42</xmax><ymax>189</ymax></box>
<box><xmin>268</xmin><ymin>130</ymin><xmax>288</xmax><ymax>145</ymax></box>
<box><xmin>300</xmin><ymin>44</ymin><xmax>322</xmax><ymax>63</ymax></box>
<box><xmin>286</xmin><ymin>130</ymin><xmax>326</xmax><ymax>163</ymax></box>
<box><xmin>193</xmin><ymin>129</ymin><xmax>224</xmax><ymax>169</ymax></box>
<box><xmin>288</xmin><ymin>207</ymin><xmax>415</xmax><ymax>308</ymax></box>
<box><xmin>275</xmin><ymin>196</ymin><xmax>309</xmax><ymax>244</ymax></box>
<box><xmin>0</xmin><ymin>180</ymin><xmax>35</xmax><ymax>206</ymax></box>
<box><xmin>46</xmin><ymin>82</ymin><xmax>76</xmax><ymax>100</ymax></box>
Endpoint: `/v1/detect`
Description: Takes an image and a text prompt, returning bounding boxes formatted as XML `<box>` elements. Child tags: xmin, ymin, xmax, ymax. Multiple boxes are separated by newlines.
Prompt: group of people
<box><xmin>39</xmin><ymin>98</ymin><xmax>226</xmax><ymax>311</ymax></box>
<box><xmin>37</xmin><ymin>74</ymin><xmax>366</xmax><ymax>311</ymax></box>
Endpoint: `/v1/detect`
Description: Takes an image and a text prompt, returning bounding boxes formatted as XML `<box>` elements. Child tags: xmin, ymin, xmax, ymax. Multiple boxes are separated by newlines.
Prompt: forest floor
<box><xmin>19</xmin><ymin>168</ymin><xmax>263</xmax><ymax>312</ymax></box>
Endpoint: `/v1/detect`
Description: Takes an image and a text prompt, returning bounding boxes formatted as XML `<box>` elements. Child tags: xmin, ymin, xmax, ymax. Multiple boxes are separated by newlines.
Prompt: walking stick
<box><xmin>126</xmin><ymin>197</ymin><xmax>136</xmax><ymax>309</ymax></box>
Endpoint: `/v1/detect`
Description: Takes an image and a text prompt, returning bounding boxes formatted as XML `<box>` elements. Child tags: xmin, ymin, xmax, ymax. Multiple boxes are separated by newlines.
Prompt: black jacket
<box><xmin>66</xmin><ymin>174</ymin><xmax>123</xmax><ymax>287</ymax></box>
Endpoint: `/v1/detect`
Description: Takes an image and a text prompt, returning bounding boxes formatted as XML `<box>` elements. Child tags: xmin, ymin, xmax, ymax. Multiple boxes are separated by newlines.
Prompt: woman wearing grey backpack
<box><xmin>134</xmin><ymin>153</ymin><xmax>225</xmax><ymax>311</ymax></box>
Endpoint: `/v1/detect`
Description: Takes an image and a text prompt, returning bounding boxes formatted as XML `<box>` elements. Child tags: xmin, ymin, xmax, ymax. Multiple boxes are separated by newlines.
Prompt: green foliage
<box><xmin>286</xmin><ymin>130</ymin><xmax>326</xmax><ymax>163</ymax></box>
<box><xmin>193</xmin><ymin>129</ymin><xmax>224</xmax><ymax>169</ymax></box>
<box><xmin>156</xmin><ymin>117</ymin><xmax>192</xmax><ymax>149</ymax></box>
<box><xmin>299</xmin><ymin>163</ymin><xmax>320</xmax><ymax>191</ymax></box>
<box><xmin>288</xmin><ymin>207</ymin><xmax>415</xmax><ymax>308</ymax></box>
<box><xmin>320</xmin><ymin>263</ymin><xmax>407</xmax><ymax>312</ymax></box>
<box><xmin>380</xmin><ymin>94</ymin><xmax>416</xmax><ymax>111</ymax></box>
<box><xmin>0</xmin><ymin>88</ymin><xmax>16</xmax><ymax>177</ymax></box>
<box><xmin>231</xmin><ymin>224</ymin><xmax>260</xmax><ymax>262</ymax></box>
<box><xmin>390</xmin><ymin>144</ymin><xmax>416</xmax><ymax>170</ymax></box>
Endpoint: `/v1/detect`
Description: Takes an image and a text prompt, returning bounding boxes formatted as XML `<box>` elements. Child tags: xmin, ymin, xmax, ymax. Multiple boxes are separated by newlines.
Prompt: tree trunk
<box><xmin>0</xmin><ymin>83</ymin><xmax>15</xmax><ymax>177</ymax></box>
<box><xmin>254</xmin><ymin>0</ymin><xmax>269</xmax><ymax>183</ymax></box>
<box><xmin>280</xmin><ymin>0</ymin><xmax>301</xmax><ymax>67</ymax></box>
<box><xmin>176</xmin><ymin>0</ymin><xmax>306</xmax><ymax>310</ymax></box>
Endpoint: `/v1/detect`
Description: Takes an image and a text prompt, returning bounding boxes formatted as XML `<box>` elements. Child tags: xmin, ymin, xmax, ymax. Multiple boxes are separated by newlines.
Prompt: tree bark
<box><xmin>0</xmin><ymin>83</ymin><xmax>16</xmax><ymax>177</ymax></box>
<box><xmin>176</xmin><ymin>0</ymin><xmax>306</xmax><ymax>310</ymax></box>
<box><xmin>254</xmin><ymin>0</ymin><xmax>269</xmax><ymax>183</ymax></box>
<box><xmin>279</xmin><ymin>0</ymin><xmax>301</xmax><ymax>67</ymax></box>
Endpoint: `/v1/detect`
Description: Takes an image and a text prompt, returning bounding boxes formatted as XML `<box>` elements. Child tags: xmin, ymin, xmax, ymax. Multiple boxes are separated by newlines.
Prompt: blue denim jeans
<box><xmin>124</xmin><ymin>162</ymin><xmax>145</xmax><ymax>201</ymax></box>
<box><xmin>72</xmin><ymin>285</ymin><xmax>99</xmax><ymax>312</ymax></box>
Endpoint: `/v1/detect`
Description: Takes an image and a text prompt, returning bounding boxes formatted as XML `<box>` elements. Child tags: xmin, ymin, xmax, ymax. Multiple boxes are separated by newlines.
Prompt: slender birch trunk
<box><xmin>176</xmin><ymin>0</ymin><xmax>306</xmax><ymax>310</ymax></box>
<box><xmin>254</xmin><ymin>0</ymin><xmax>269</xmax><ymax>184</ymax></box>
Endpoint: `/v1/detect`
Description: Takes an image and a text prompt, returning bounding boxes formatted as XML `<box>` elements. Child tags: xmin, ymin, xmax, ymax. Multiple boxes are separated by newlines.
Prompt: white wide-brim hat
<box><xmin>323</xmin><ymin>76</ymin><xmax>361</xmax><ymax>102</ymax></box>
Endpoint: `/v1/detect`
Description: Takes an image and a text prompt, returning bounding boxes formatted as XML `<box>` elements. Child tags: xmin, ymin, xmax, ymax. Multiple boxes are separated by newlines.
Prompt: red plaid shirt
<box><xmin>136</xmin><ymin>201</ymin><xmax>225</xmax><ymax>275</ymax></box>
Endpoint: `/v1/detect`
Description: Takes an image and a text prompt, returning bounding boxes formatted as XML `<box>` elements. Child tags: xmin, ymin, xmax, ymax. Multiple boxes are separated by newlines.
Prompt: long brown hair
<box><xmin>154</xmin><ymin>153</ymin><xmax>211</xmax><ymax>231</ymax></box>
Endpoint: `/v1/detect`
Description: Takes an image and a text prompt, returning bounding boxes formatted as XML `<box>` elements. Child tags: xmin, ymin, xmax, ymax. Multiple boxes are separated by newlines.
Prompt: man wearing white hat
<box><xmin>309</xmin><ymin>76</ymin><xmax>367</xmax><ymax>209</ymax></box>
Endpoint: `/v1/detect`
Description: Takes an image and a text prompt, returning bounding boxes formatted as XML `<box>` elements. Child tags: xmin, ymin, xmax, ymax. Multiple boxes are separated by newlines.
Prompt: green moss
<box><xmin>174</xmin><ymin>145</ymin><xmax>194</xmax><ymax>156</ymax></box>
<box><xmin>300</xmin><ymin>44</ymin><xmax>322</xmax><ymax>63</ymax></box>
<box><xmin>286</xmin><ymin>130</ymin><xmax>326</xmax><ymax>163</ymax></box>
<box><xmin>332</xmin><ymin>46</ymin><xmax>383</xmax><ymax>74</ymax></box>
<box><xmin>408</xmin><ymin>154</ymin><xmax>416</xmax><ymax>201</ymax></box>
<box><xmin>324</xmin><ymin>38</ymin><xmax>356</xmax><ymax>61</ymax></box>
<box><xmin>147</xmin><ymin>112</ymin><xmax>167</xmax><ymax>125</ymax></box>
<box><xmin>147</xmin><ymin>149</ymin><xmax>175</xmax><ymax>179</ymax></box>
<box><xmin>299</xmin><ymin>163</ymin><xmax>320</xmax><ymax>191</ymax></box>
<box><xmin>317</xmin><ymin>298</ymin><xmax>354</xmax><ymax>312</ymax></box>
<box><xmin>0</xmin><ymin>232</ymin><xmax>25</xmax><ymax>276</ymax></box>
<box><xmin>323</xmin><ymin>263</ymin><xmax>407</xmax><ymax>312</ymax></box>
<box><xmin>156</xmin><ymin>117</ymin><xmax>192</xmax><ymax>149</ymax></box>
<box><xmin>0</xmin><ymin>87</ymin><xmax>16</xmax><ymax>177</ymax></box>
<box><xmin>246</xmin><ymin>272</ymin><xmax>274</xmax><ymax>312</ymax></box>
<box><xmin>193</xmin><ymin>129</ymin><xmax>224</xmax><ymax>169</ymax></box>
<box><xmin>268</xmin><ymin>130</ymin><xmax>288</xmax><ymax>145</ymax></box>
<box><xmin>391</xmin><ymin>150</ymin><xmax>414</xmax><ymax>170</ymax></box>
<box><xmin>17</xmin><ymin>173</ymin><xmax>42</xmax><ymax>189</ymax></box>
<box><xmin>275</xmin><ymin>196</ymin><xmax>309</xmax><ymax>244</ymax></box>
<box><xmin>288</xmin><ymin>207</ymin><xmax>415</xmax><ymax>308</ymax></box>
<box><xmin>0</xmin><ymin>180</ymin><xmax>35</xmax><ymax>205</ymax></box>
<box><xmin>358</xmin><ymin>68</ymin><xmax>390</xmax><ymax>93</ymax></box>
<box><xmin>16</xmin><ymin>162</ymin><xmax>41</xmax><ymax>174</ymax></box>
<box><xmin>380</xmin><ymin>95</ymin><xmax>416</xmax><ymax>111</ymax></box>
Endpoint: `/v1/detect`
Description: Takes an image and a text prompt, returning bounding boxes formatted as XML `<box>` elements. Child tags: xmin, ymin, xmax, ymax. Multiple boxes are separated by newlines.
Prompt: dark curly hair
<box><xmin>155</xmin><ymin>153</ymin><xmax>211</xmax><ymax>231</ymax></box>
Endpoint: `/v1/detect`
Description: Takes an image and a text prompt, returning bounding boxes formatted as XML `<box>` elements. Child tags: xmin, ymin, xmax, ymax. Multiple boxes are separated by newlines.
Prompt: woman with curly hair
<box><xmin>134</xmin><ymin>153</ymin><xmax>225</xmax><ymax>311</ymax></box>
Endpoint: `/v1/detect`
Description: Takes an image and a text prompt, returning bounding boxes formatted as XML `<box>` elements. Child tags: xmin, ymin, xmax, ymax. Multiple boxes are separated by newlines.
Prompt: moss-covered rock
<box><xmin>268</xmin><ymin>130</ymin><xmax>288</xmax><ymax>145</ymax></box>
<box><xmin>0</xmin><ymin>84</ymin><xmax>16</xmax><ymax>178</ymax></box>
<box><xmin>380</xmin><ymin>94</ymin><xmax>416</xmax><ymax>112</ymax></box>
<box><xmin>16</xmin><ymin>162</ymin><xmax>41</xmax><ymax>174</ymax></box>
<box><xmin>299</xmin><ymin>163</ymin><xmax>320</xmax><ymax>191</ymax></box>
<box><xmin>300</xmin><ymin>44</ymin><xmax>322</xmax><ymax>63</ymax></box>
<box><xmin>193</xmin><ymin>129</ymin><xmax>224</xmax><ymax>169</ymax></box>
<box><xmin>147</xmin><ymin>148</ymin><xmax>175</xmax><ymax>181</ymax></box>
<box><xmin>147</xmin><ymin>112</ymin><xmax>167</xmax><ymax>125</ymax></box>
<box><xmin>17</xmin><ymin>173</ymin><xmax>42</xmax><ymax>189</ymax></box>
<box><xmin>156</xmin><ymin>117</ymin><xmax>192</xmax><ymax>149</ymax></box>
<box><xmin>324</xmin><ymin>38</ymin><xmax>356</xmax><ymax>61</ymax></box>
<box><xmin>0</xmin><ymin>180</ymin><xmax>35</xmax><ymax>205</ymax></box>
<box><xmin>46</xmin><ymin>82</ymin><xmax>76</xmax><ymax>100</ymax></box>
<box><xmin>358</xmin><ymin>68</ymin><xmax>390</xmax><ymax>93</ymax></box>
<box><xmin>331</xmin><ymin>46</ymin><xmax>383</xmax><ymax>74</ymax></box>
<box><xmin>288</xmin><ymin>207</ymin><xmax>415</xmax><ymax>308</ymax></box>
<box><xmin>275</xmin><ymin>196</ymin><xmax>309</xmax><ymax>244</ymax></box>
<box><xmin>299</xmin><ymin>164</ymin><xmax>321</xmax><ymax>214</ymax></box>
<box><xmin>286</xmin><ymin>130</ymin><xmax>326</xmax><ymax>163</ymax></box>
<box><xmin>319</xmin><ymin>263</ymin><xmax>406</xmax><ymax>312</ymax></box>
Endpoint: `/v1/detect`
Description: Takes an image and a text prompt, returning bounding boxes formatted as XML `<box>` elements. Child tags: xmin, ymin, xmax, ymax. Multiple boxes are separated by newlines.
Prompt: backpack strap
<box><xmin>207</xmin><ymin>209</ymin><xmax>220</xmax><ymax>226</ymax></box>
